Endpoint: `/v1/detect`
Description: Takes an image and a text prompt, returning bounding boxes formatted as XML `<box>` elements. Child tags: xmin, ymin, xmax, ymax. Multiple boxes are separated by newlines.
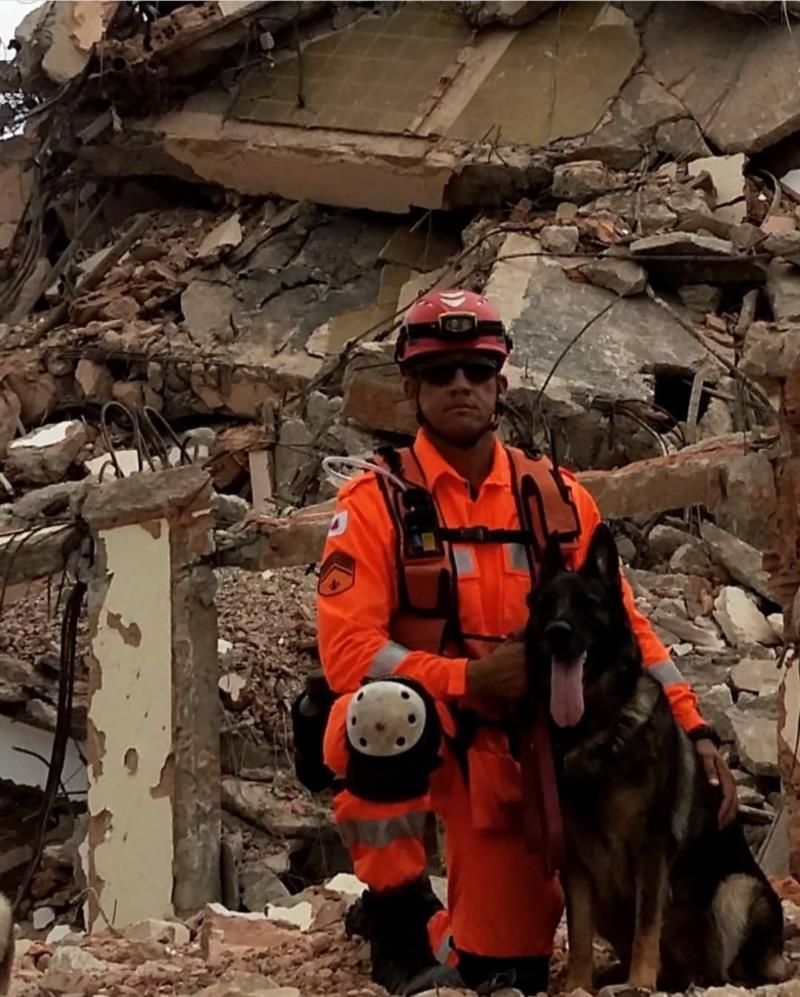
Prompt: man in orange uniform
<box><xmin>317</xmin><ymin>290</ymin><xmax>737</xmax><ymax>996</ymax></box>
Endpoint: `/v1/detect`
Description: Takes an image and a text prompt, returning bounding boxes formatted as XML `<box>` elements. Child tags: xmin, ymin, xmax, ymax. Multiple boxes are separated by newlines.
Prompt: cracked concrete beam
<box><xmin>0</xmin><ymin>524</ymin><xmax>80</xmax><ymax>586</ymax></box>
<box><xmin>81</xmin><ymin>465</ymin><xmax>212</xmax><ymax>532</ymax></box>
<box><xmin>219</xmin><ymin>435</ymin><xmax>753</xmax><ymax>572</ymax></box>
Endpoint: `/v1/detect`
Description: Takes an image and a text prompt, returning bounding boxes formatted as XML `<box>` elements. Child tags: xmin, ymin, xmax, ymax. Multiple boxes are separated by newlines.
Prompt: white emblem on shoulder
<box><xmin>327</xmin><ymin>510</ymin><xmax>349</xmax><ymax>538</ymax></box>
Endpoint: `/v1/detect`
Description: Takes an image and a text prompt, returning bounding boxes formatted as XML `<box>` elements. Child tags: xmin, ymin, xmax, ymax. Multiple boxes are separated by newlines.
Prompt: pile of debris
<box><xmin>1</xmin><ymin>0</ymin><xmax>800</xmax><ymax>975</ymax></box>
<box><xmin>5</xmin><ymin>0</ymin><xmax>800</xmax><ymax>508</ymax></box>
<box><xmin>8</xmin><ymin>879</ymin><xmax>800</xmax><ymax>997</ymax></box>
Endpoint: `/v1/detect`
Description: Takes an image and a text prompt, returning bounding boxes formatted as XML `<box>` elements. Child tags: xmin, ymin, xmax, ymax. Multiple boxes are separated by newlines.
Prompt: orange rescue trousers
<box><xmin>323</xmin><ymin>694</ymin><xmax>564</xmax><ymax>962</ymax></box>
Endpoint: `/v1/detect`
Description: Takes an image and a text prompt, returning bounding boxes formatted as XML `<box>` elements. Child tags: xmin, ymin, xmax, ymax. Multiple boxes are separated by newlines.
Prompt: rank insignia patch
<box><xmin>318</xmin><ymin>552</ymin><xmax>356</xmax><ymax>597</ymax></box>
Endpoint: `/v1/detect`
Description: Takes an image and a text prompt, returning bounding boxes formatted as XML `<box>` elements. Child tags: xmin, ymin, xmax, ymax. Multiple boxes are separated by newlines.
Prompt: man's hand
<box><xmin>466</xmin><ymin>635</ymin><xmax>527</xmax><ymax>699</ymax></box>
<box><xmin>695</xmin><ymin>738</ymin><xmax>738</xmax><ymax>828</ymax></box>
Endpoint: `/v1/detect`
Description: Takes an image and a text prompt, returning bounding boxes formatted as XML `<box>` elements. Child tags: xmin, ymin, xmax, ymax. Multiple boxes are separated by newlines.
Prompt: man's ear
<box><xmin>402</xmin><ymin>375</ymin><xmax>419</xmax><ymax>404</ymax></box>
<box><xmin>497</xmin><ymin>373</ymin><xmax>508</xmax><ymax>398</ymax></box>
<box><xmin>581</xmin><ymin>523</ymin><xmax>620</xmax><ymax>586</ymax></box>
<box><xmin>540</xmin><ymin>532</ymin><xmax>565</xmax><ymax>581</ymax></box>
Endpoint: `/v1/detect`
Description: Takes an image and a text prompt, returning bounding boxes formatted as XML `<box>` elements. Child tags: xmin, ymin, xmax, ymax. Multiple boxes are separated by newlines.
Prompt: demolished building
<box><xmin>4</xmin><ymin>0</ymin><xmax>800</xmax><ymax>992</ymax></box>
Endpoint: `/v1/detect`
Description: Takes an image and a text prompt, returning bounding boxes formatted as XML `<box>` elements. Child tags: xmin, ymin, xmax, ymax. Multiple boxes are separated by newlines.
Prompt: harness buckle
<box><xmin>454</xmin><ymin>526</ymin><xmax>491</xmax><ymax>543</ymax></box>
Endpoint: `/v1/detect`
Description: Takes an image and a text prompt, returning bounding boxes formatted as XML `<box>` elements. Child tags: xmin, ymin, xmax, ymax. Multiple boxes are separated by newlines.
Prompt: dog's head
<box><xmin>527</xmin><ymin>523</ymin><xmax>634</xmax><ymax>729</ymax></box>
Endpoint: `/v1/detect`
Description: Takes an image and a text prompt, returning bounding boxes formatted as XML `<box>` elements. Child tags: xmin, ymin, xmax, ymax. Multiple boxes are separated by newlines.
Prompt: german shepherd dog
<box><xmin>525</xmin><ymin>524</ymin><xmax>787</xmax><ymax>991</ymax></box>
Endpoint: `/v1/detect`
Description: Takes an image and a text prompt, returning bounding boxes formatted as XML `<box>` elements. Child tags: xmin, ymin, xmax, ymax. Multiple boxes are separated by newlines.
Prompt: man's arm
<box><xmin>316</xmin><ymin>475</ymin><xmax>469</xmax><ymax>699</ymax></box>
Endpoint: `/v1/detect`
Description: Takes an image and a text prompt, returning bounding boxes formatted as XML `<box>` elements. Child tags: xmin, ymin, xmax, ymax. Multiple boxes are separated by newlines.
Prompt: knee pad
<box><xmin>345</xmin><ymin>678</ymin><xmax>442</xmax><ymax>803</ymax></box>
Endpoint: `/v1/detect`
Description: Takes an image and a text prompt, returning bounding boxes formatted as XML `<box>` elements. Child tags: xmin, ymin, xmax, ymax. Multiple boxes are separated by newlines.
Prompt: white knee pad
<box><xmin>346</xmin><ymin>680</ymin><xmax>427</xmax><ymax>758</ymax></box>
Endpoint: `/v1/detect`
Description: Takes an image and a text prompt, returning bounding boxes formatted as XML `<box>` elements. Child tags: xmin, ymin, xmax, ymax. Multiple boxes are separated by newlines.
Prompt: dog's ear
<box><xmin>540</xmin><ymin>532</ymin><xmax>566</xmax><ymax>581</ymax></box>
<box><xmin>581</xmin><ymin>523</ymin><xmax>620</xmax><ymax>586</ymax></box>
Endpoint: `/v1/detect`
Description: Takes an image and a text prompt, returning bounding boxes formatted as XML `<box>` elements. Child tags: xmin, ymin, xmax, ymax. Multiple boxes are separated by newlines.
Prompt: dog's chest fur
<box><xmin>557</xmin><ymin>675</ymin><xmax>680</xmax><ymax>898</ymax></box>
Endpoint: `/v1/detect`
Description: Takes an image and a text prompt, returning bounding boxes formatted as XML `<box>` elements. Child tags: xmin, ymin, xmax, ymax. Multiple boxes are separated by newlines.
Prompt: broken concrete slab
<box><xmin>540</xmin><ymin>225</ymin><xmax>579</xmax><ymax>255</ymax></box>
<box><xmin>29</xmin><ymin>2</ymin><xmax>120</xmax><ymax>86</ymax></box>
<box><xmin>181</xmin><ymin>279</ymin><xmax>234</xmax><ymax>349</ymax></box>
<box><xmin>764</xmin><ymin>231</ymin><xmax>800</xmax><ymax>265</ymax></box>
<box><xmin>240</xmin><ymin>865</ymin><xmax>291</xmax><ymax>913</ymax></box>
<box><xmin>648</xmin><ymin>524</ymin><xmax>697</xmax><ymax>562</ymax></box>
<box><xmin>579</xmin><ymin>72</ymin><xmax>689</xmax><ymax>169</ymax></box>
<box><xmin>459</xmin><ymin>1</ymin><xmax>558</xmax><ymax>28</ymax></box>
<box><xmin>629</xmin><ymin>232</ymin><xmax>766</xmax><ymax>283</ymax></box>
<box><xmin>49</xmin><ymin>945</ymin><xmax>109</xmax><ymax>974</ymax></box>
<box><xmin>714</xmin><ymin>587</ymin><xmax>777</xmax><ymax>646</ymax></box>
<box><xmin>731</xmin><ymin>710</ymin><xmax>779</xmax><ymax>779</ymax></box>
<box><xmin>700</xmin><ymin>521</ymin><xmax>772</xmax><ymax>601</ymax></box>
<box><xmin>274</xmin><ymin>417</ymin><xmax>314</xmax><ymax>503</ymax></box>
<box><xmin>342</xmin><ymin>343</ymin><xmax>416</xmax><ymax>436</ymax></box>
<box><xmin>651</xmin><ymin>609</ymin><xmax>726</xmax><ymax>651</ymax></box>
<box><xmin>485</xmin><ymin>233</ymin><xmax>705</xmax><ymax>402</ymax></box>
<box><xmin>699</xmin><ymin>683</ymin><xmax>736</xmax><ymax>743</ymax></box>
<box><xmin>688</xmin><ymin>154</ymin><xmax>745</xmax><ymax>207</ymax></box>
<box><xmin>577</xmin><ymin>257</ymin><xmax>647</xmax><ymax>296</ymax></box>
<box><xmin>678</xmin><ymin>284</ymin><xmax>722</xmax><ymax>314</ymax></box>
<box><xmin>197</xmin><ymin>213</ymin><xmax>243</xmax><ymax>259</ymax></box>
<box><xmin>655</xmin><ymin>118</ymin><xmax>711</xmax><ymax>161</ymax></box>
<box><xmin>644</xmin><ymin>2</ymin><xmax>800</xmax><ymax>153</ymax></box>
<box><xmin>5</xmin><ymin>420</ymin><xmax>88</xmax><ymax>485</ymax></box>
<box><xmin>731</xmin><ymin>658</ymin><xmax>782</xmax><ymax>697</ymax></box>
<box><xmin>75</xmin><ymin>358</ymin><xmax>114</xmax><ymax>402</ymax></box>
<box><xmin>669</xmin><ymin>542</ymin><xmax>711</xmax><ymax>576</ymax></box>
<box><xmin>579</xmin><ymin>437</ymin><xmax>750</xmax><ymax>521</ymax></box>
<box><xmin>552</xmin><ymin>161</ymin><xmax>618</xmax><ymax>202</ymax></box>
<box><xmin>767</xmin><ymin>261</ymin><xmax>800</xmax><ymax>322</ymax></box>
<box><xmin>78</xmin><ymin>4</ymin><xmax>638</xmax><ymax>213</ymax></box>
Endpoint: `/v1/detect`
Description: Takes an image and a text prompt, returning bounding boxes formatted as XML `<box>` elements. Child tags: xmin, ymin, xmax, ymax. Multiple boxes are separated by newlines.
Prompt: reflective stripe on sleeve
<box><xmin>368</xmin><ymin>640</ymin><xmax>411</xmax><ymax>678</ymax></box>
<box><xmin>647</xmin><ymin>659</ymin><xmax>686</xmax><ymax>688</ymax></box>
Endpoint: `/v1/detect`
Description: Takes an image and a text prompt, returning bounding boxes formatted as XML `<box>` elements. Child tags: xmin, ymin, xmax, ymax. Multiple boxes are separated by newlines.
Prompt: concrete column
<box><xmin>81</xmin><ymin>466</ymin><xmax>220</xmax><ymax>930</ymax></box>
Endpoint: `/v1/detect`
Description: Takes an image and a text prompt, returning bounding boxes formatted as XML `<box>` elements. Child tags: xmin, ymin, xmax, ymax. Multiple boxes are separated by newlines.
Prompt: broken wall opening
<box><xmin>653</xmin><ymin>368</ymin><xmax>713</xmax><ymax>425</ymax></box>
<box><xmin>0</xmin><ymin>528</ymin><xmax>90</xmax><ymax>934</ymax></box>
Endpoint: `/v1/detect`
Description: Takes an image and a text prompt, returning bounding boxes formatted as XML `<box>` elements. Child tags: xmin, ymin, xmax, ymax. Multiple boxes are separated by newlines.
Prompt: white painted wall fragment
<box><xmin>87</xmin><ymin>518</ymin><xmax>173</xmax><ymax>929</ymax></box>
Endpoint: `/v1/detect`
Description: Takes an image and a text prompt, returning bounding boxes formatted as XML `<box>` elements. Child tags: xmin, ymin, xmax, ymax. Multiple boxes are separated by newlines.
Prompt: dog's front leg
<box><xmin>628</xmin><ymin>846</ymin><xmax>667</xmax><ymax>990</ymax></box>
<box><xmin>565</xmin><ymin>861</ymin><xmax>595</xmax><ymax>992</ymax></box>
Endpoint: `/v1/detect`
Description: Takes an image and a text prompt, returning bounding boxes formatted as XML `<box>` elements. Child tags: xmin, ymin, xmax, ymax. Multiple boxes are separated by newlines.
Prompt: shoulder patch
<box><xmin>327</xmin><ymin>509</ymin><xmax>348</xmax><ymax>538</ymax></box>
<box><xmin>318</xmin><ymin>552</ymin><xmax>356</xmax><ymax>597</ymax></box>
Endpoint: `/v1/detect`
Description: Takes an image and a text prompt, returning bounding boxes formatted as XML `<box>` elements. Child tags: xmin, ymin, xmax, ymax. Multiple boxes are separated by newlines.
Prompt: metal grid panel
<box><xmin>233</xmin><ymin>4</ymin><xmax>469</xmax><ymax>134</ymax></box>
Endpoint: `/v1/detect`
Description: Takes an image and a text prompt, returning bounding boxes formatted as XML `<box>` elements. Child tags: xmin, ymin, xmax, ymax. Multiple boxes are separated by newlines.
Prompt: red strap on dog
<box><xmin>520</xmin><ymin>707</ymin><xmax>564</xmax><ymax>875</ymax></box>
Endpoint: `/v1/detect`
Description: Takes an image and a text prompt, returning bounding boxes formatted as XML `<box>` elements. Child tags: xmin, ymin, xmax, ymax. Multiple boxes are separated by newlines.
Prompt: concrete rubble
<box><xmin>0</xmin><ymin>1</ymin><xmax>800</xmax><ymax>994</ymax></box>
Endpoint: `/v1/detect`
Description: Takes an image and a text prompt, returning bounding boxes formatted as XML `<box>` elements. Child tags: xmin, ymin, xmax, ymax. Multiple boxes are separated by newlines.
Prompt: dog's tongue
<box><xmin>550</xmin><ymin>653</ymin><xmax>587</xmax><ymax>728</ymax></box>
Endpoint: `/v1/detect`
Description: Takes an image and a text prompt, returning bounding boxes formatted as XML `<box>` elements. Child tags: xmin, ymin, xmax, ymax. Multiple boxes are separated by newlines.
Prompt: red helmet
<box><xmin>395</xmin><ymin>289</ymin><xmax>512</xmax><ymax>367</ymax></box>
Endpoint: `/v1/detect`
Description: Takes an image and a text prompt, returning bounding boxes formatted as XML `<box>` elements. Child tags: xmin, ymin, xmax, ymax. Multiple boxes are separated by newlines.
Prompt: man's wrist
<box><xmin>688</xmin><ymin>724</ymin><xmax>721</xmax><ymax>748</ymax></box>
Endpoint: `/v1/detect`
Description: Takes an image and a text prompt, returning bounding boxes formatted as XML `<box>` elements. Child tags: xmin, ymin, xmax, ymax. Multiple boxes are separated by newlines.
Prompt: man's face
<box><xmin>402</xmin><ymin>351</ymin><xmax>507</xmax><ymax>446</ymax></box>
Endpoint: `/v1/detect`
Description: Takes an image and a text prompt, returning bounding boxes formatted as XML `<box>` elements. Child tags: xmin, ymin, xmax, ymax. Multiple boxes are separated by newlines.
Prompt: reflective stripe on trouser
<box><xmin>332</xmin><ymin>788</ymin><xmax>429</xmax><ymax>892</ymax></box>
<box><xmin>428</xmin><ymin>908</ymin><xmax>459</xmax><ymax>968</ymax></box>
<box><xmin>324</xmin><ymin>691</ymin><xmax>565</xmax><ymax>958</ymax></box>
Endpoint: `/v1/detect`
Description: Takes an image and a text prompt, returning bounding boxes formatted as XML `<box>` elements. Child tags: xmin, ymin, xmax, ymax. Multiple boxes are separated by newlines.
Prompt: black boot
<box><xmin>354</xmin><ymin>876</ymin><xmax>464</xmax><ymax>996</ymax></box>
<box><xmin>458</xmin><ymin>951</ymin><xmax>550</xmax><ymax>996</ymax></box>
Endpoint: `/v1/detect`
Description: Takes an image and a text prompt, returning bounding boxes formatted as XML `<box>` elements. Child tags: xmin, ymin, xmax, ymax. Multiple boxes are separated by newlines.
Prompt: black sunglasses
<box><xmin>412</xmin><ymin>358</ymin><xmax>500</xmax><ymax>387</ymax></box>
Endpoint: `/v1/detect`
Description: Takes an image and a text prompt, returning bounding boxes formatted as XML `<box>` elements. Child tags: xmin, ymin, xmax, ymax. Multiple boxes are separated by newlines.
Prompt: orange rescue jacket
<box><xmin>317</xmin><ymin>430</ymin><xmax>705</xmax><ymax>734</ymax></box>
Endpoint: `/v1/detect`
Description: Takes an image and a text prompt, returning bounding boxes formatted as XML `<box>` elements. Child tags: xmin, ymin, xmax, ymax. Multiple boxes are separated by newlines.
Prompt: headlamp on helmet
<box><xmin>395</xmin><ymin>289</ymin><xmax>512</xmax><ymax>367</ymax></box>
